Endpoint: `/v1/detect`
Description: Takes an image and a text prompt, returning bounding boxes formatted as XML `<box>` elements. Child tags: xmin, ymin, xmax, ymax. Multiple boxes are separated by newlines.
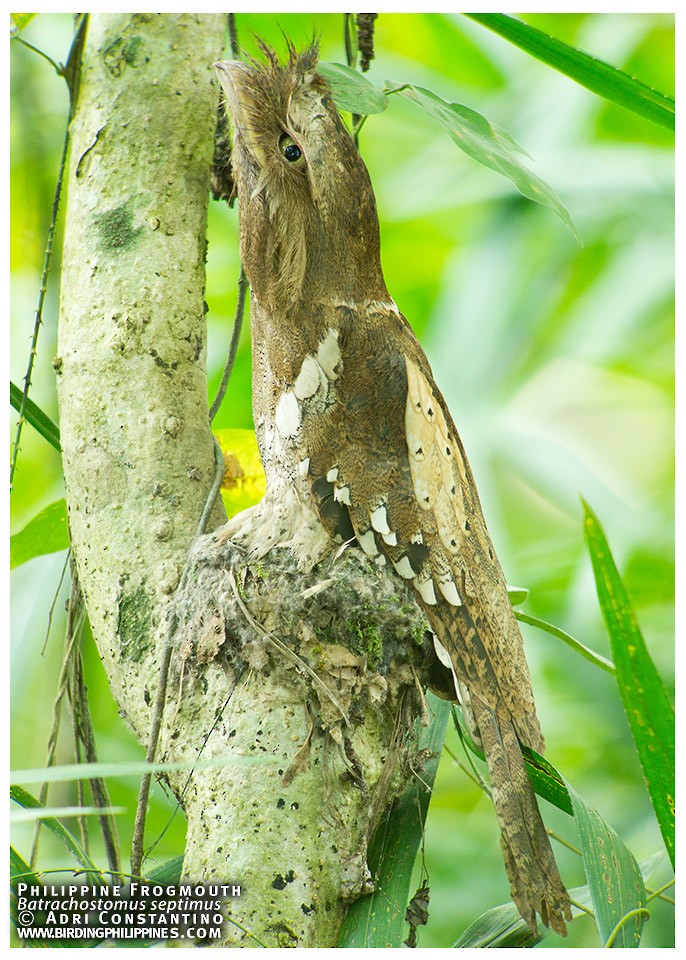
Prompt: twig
<box><xmin>11</xmin><ymin>34</ymin><xmax>64</xmax><ymax>76</ymax></box>
<box><xmin>10</xmin><ymin>125</ymin><xmax>69</xmax><ymax>490</ymax></box>
<box><xmin>227</xmin><ymin>569</ymin><xmax>351</xmax><ymax>726</ymax></box>
<box><xmin>30</xmin><ymin>573</ymin><xmax>85</xmax><ymax>867</ymax></box>
<box><xmin>209</xmin><ymin>267</ymin><xmax>248</xmax><ymax>421</ymax></box>
<box><xmin>42</xmin><ymin>550</ymin><xmax>71</xmax><ymax>655</ymax></box>
<box><xmin>228</xmin><ymin>13</ymin><xmax>240</xmax><ymax>60</ymax></box>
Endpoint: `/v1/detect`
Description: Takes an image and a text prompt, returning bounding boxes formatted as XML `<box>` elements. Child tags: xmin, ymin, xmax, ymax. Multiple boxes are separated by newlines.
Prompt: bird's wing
<box><xmin>305</xmin><ymin>302</ymin><xmax>543</xmax><ymax>751</ymax></box>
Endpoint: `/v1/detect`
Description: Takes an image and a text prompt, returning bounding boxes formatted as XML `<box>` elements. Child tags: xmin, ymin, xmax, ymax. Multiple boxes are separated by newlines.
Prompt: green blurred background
<box><xmin>10</xmin><ymin>13</ymin><xmax>674</xmax><ymax>948</ymax></box>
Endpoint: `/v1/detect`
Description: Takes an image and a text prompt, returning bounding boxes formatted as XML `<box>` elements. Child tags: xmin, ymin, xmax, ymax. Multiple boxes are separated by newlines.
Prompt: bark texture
<box><xmin>57</xmin><ymin>13</ymin><xmax>435</xmax><ymax>948</ymax></box>
<box><xmin>57</xmin><ymin>13</ymin><xmax>227</xmax><ymax>732</ymax></box>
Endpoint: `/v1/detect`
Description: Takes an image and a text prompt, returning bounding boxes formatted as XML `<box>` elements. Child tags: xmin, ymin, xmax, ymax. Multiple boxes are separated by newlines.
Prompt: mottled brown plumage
<box><xmin>215</xmin><ymin>44</ymin><xmax>571</xmax><ymax>936</ymax></box>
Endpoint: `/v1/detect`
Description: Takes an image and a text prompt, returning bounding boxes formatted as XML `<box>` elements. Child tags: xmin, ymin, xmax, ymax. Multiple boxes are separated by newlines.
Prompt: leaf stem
<box><xmin>515</xmin><ymin>611</ymin><xmax>616</xmax><ymax>674</ymax></box>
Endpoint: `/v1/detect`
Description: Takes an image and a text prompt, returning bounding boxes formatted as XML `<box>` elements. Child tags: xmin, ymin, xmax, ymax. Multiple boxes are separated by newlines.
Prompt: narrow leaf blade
<box><xmin>10</xmin><ymin>785</ymin><xmax>105</xmax><ymax>881</ymax></box>
<box><xmin>10</xmin><ymin>498</ymin><xmax>69</xmax><ymax>568</ymax></box>
<box><xmin>319</xmin><ymin>61</ymin><xmax>388</xmax><ymax>115</ymax></box>
<box><xmin>453</xmin><ymin>901</ymin><xmax>544</xmax><ymax>948</ymax></box>
<box><xmin>464</xmin><ymin>13</ymin><xmax>674</xmax><ymax>131</ymax></box>
<box><xmin>391</xmin><ymin>83</ymin><xmax>581</xmax><ymax>243</ymax></box>
<box><xmin>566</xmin><ymin>780</ymin><xmax>647</xmax><ymax>947</ymax></box>
<box><xmin>337</xmin><ymin>693</ymin><xmax>451</xmax><ymax>947</ymax></box>
<box><xmin>582</xmin><ymin>500</ymin><xmax>675</xmax><ymax>867</ymax></box>
<box><xmin>10</xmin><ymin>380</ymin><xmax>61</xmax><ymax>451</ymax></box>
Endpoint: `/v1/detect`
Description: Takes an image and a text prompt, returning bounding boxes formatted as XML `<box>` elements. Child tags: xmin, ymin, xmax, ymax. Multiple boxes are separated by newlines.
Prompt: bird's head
<box><xmin>215</xmin><ymin>44</ymin><xmax>388</xmax><ymax>311</ymax></box>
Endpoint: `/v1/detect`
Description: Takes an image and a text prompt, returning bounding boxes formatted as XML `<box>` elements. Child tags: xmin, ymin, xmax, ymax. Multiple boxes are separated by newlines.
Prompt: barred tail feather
<box><xmin>470</xmin><ymin>694</ymin><xmax>572</xmax><ymax>937</ymax></box>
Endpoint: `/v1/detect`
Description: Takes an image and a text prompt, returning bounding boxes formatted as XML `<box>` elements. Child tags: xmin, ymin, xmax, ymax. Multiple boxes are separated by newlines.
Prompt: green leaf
<box><xmin>565</xmin><ymin>780</ymin><xmax>647</xmax><ymax>947</ymax></box>
<box><xmin>10</xmin><ymin>785</ymin><xmax>105</xmax><ymax>882</ymax></box>
<box><xmin>147</xmin><ymin>855</ymin><xmax>184</xmax><ymax>885</ymax></box>
<box><xmin>10</xmin><ymin>846</ymin><xmax>43</xmax><ymax>936</ymax></box>
<box><xmin>319</xmin><ymin>61</ymin><xmax>388</xmax><ymax>115</ymax></box>
<box><xmin>11</xmin><ymin>754</ymin><xmax>277</xmax><ymax>786</ymax></box>
<box><xmin>10</xmin><ymin>13</ymin><xmax>36</xmax><ymax>34</ymax></box>
<box><xmin>10</xmin><ymin>380</ymin><xmax>61</xmax><ymax>452</ymax></box>
<box><xmin>453</xmin><ymin>901</ymin><xmax>544</xmax><ymax>948</ymax></box>
<box><xmin>10</xmin><ymin>498</ymin><xmax>69</xmax><ymax>568</ymax></box>
<box><xmin>515</xmin><ymin>610</ymin><xmax>616</xmax><ymax>674</ymax></box>
<box><xmin>338</xmin><ymin>693</ymin><xmax>451</xmax><ymax>947</ymax></box>
<box><xmin>387</xmin><ymin>82</ymin><xmax>581</xmax><ymax>243</ymax></box>
<box><xmin>10</xmin><ymin>846</ymin><xmax>40</xmax><ymax>887</ymax></box>
<box><xmin>582</xmin><ymin>500</ymin><xmax>675</xmax><ymax>868</ymax></box>
<box><xmin>214</xmin><ymin>428</ymin><xmax>266</xmax><ymax>518</ymax></box>
<box><xmin>464</xmin><ymin>13</ymin><xmax>674</xmax><ymax>131</ymax></box>
<box><xmin>507</xmin><ymin>584</ymin><xmax>529</xmax><ymax>605</ymax></box>
<box><xmin>11</xmin><ymin>805</ymin><xmax>125</xmax><ymax>823</ymax></box>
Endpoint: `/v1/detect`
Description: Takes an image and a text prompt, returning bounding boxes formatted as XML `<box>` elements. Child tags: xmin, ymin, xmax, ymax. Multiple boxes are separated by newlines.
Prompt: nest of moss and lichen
<box><xmin>168</xmin><ymin>529</ymin><xmax>454</xmax><ymax>903</ymax></box>
<box><xmin>173</xmin><ymin>532</ymin><xmax>448</xmax><ymax>724</ymax></box>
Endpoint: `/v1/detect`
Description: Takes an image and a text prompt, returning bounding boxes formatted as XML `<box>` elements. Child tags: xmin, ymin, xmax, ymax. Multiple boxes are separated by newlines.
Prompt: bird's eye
<box><xmin>279</xmin><ymin>133</ymin><xmax>303</xmax><ymax>163</ymax></box>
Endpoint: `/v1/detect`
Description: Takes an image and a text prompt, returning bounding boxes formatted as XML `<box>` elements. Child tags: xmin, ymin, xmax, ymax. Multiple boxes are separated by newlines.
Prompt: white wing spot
<box><xmin>317</xmin><ymin>328</ymin><xmax>341</xmax><ymax>380</ymax></box>
<box><xmin>333</xmin><ymin>485</ymin><xmax>351</xmax><ymax>506</ymax></box>
<box><xmin>294</xmin><ymin>355</ymin><xmax>322</xmax><ymax>400</ymax></box>
<box><xmin>370</xmin><ymin>504</ymin><xmax>391</xmax><ymax>535</ymax></box>
<box><xmin>326</xmin><ymin>467</ymin><xmax>339</xmax><ymax>482</ymax></box>
<box><xmin>438</xmin><ymin>577</ymin><xmax>462</xmax><ymax>606</ymax></box>
<box><xmin>415</xmin><ymin>576</ymin><xmax>437</xmax><ymax>605</ymax></box>
<box><xmin>357</xmin><ymin>529</ymin><xmax>379</xmax><ymax>557</ymax></box>
<box><xmin>275</xmin><ymin>390</ymin><xmax>301</xmax><ymax>438</ymax></box>
<box><xmin>298</xmin><ymin>457</ymin><xmax>310</xmax><ymax>477</ymax></box>
<box><xmin>393</xmin><ymin>556</ymin><xmax>415</xmax><ymax>580</ymax></box>
<box><xmin>381</xmin><ymin>530</ymin><xmax>397</xmax><ymax>546</ymax></box>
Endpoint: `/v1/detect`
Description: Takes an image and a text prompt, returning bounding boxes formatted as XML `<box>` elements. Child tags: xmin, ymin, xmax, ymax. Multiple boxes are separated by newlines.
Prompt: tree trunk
<box><xmin>57</xmin><ymin>11</ymin><xmax>227</xmax><ymax>737</ymax></box>
<box><xmin>57</xmin><ymin>13</ymin><xmax>433</xmax><ymax>947</ymax></box>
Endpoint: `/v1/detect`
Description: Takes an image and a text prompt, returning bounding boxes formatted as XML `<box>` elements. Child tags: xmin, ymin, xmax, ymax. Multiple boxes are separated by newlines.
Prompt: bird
<box><xmin>214</xmin><ymin>43</ymin><xmax>572</xmax><ymax>938</ymax></box>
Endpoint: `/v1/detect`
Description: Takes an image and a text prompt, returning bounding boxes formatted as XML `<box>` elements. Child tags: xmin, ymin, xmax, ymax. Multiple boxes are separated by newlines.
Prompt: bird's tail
<box><xmin>469</xmin><ymin>694</ymin><xmax>572</xmax><ymax>937</ymax></box>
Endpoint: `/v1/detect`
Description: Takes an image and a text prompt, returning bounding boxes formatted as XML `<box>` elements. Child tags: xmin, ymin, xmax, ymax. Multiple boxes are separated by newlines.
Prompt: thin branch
<box><xmin>209</xmin><ymin>267</ymin><xmax>248</xmax><ymax>421</ymax></box>
<box><xmin>11</xmin><ymin>34</ymin><xmax>64</xmax><ymax>76</ymax></box>
<box><xmin>10</xmin><ymin>125</ymin><xmax>69</xmax><ymax>490</ymax></box>
<box><xmin>42</xmin><ymin>550</ymin><xmax>71</xmax><ymax>655</ymax></box>
<box><xmin>228</xmin><ymin>13</ymin><xmax>240</xmax><ymax>59</ymax></box>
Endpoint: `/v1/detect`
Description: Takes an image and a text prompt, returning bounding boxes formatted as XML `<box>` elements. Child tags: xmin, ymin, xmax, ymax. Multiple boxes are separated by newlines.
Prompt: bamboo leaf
<box><xmin>338</xmin><ymin>693</ymin><xmax>451</xmax><ymax>947</ymax></box>
<box><xmin>11</xmin><ymin>754</ymin><xmax>277</xmax><ymax>786</ymax></box>
<box><xmin>147</xmin><ymin>855</ymin><xmax>184</xmax><ymax>885</ymax></box>
<box><xmin>465</xmin><ymin>13</ymin><xmax>674</xmax><ymax>131</ymax></box>
<box><xmin>11</xmin><ymin>805</ymin><xmax>125</xmax><ymax>823</ymax></box>
<box><xmin>10</xmin><ymin>498</ymin><xmax>69</xmax><ymax>568</ymax></box>
<box><xmin>10</xmin><ymin>785</ymin><xmax>105</xmax><ymax>881</ymax></box>
<box><xmin>453</xmin><ymin>901</ymin><xmax>544</xmax><ymax>947</ymax></box>
<box><xmin>319</xmin><ymin>61</ymin><xmax>388</xmax><ymax>115</ymax></box>
<box><xmin>388</xmin><ymin>82</ymin><xmax>581</xmax><ymax>243</ymax></box>
<box><xmin>566</xmin><ymin>780</ymin><xmax>646</xmax><ymax>947</ymax></box>
<box><xmin>582</xmin><ymin>500</ymin><xmax>674</xmax><ymax>868</ymax></box>
<box><xmin>10</xmin><ymin>380</ymin><xmax>61</xmax><ymax>451</ymax></box>
<box><xmin>214</xmin><ymin>428</ymin><xmax>266</xmax><ymax>518</ymax></box>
